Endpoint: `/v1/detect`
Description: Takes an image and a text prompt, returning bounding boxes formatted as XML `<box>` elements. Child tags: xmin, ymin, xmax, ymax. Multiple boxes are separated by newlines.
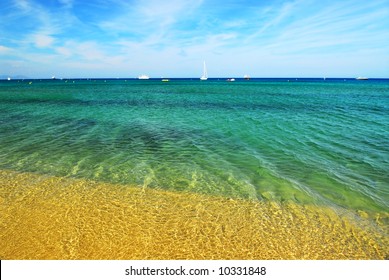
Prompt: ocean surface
<box><xmin>1</xmin><ymin>78</ymin><xmax>388</xmax><ymax>216</ymax></box>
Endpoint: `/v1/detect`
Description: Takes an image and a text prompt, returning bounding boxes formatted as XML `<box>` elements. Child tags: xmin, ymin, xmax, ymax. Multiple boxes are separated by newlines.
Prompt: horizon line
<box><xmin>2</xmin><ymin>76</ymin><xmax>388</xmax><ymax>80</ymax></box>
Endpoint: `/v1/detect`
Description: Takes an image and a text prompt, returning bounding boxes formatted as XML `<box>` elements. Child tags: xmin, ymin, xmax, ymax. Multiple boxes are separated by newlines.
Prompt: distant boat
<box><xmin>243</xmin><ymin>74</ymin><xmax>250</xmax><ymax>80</ymax></box>
<box><xmin>161</xmin><ymin>79</ymin><xmax>169</xmax><ymax>82</ymax></box>
<box><xmin>356</xmin><ymin>77</ymin><xmax>368</xmax><ymax>80</ymax></box>
<box><xmin>200</xmin><ymin>61</ymin><xmax>208</xmax><ymax>80</ymax></box>
<box><xmin>7</xmin><ymin>77</ymin><xmax>11</xmax><ymax>81</ymax></box>
<box><xmin>138</xmin><ymin>74</ymin><xmax>150</xmax><ymax>80</ymax></box>
<box><xmin>226</xmin><ymin>78</ymin><xmax>235</xmax><ymax>82</ymax></box>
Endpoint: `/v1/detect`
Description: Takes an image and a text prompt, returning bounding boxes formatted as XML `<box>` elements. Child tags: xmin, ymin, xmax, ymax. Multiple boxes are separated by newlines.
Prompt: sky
<box><xmin>1</xmin><ymin>0</ymin><xmax>389</xmax><ymax>78</ymax></box>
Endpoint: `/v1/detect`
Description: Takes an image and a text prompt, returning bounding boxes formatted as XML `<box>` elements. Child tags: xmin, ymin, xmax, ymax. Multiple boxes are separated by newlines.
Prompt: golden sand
<box><xmin>0</xmin><ymin>169</ymin><xmax>387</xmax><ymax>260</ymax></box>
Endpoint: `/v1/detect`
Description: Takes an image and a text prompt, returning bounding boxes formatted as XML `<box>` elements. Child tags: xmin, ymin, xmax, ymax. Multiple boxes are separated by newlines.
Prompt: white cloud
<box><xmin>74</xmin><ymin>42</ymin><xmax>106</xmax><ymax>61</ymax></box>
<box><xmin>239</xmin><ymin>0</ymin><xmax>389</xmax><ymax>57</ymax></box>
<box><xmin>253</xmin><ymin>0</ymin><xmax>299</xmax><ymax>37</ymax></box>
<box><xmin>1</xmin><ymin>0</ymin><xmax>388</xmax><ymax>78</ymax></box>
<box><xmin>58</xmin><ymin>0</ymin><xmax>73</xmax><ymax>9</ymax></box>
<box><xmin>33</xmin><ymin>34</ymin><xmax>55</xmax><ymax>48</ymax></box>
<box><xmin>13</xmin><ymin>0</ymin><xmax>32</xmax><ymax>12</ymax></box>
<box><xmin>0</xmin><ymin>45</ymin><xmax>12</xmax><ymax>53</ymax></box>
<box><xmin>55</xmin><ymin>46</ymin><xmax>72</xmax><ymax>57</ymax></box>
<box><xmin>98</xmin><ymin>0</ymin><xmax>203</xmax><ymax>39</ymax></box>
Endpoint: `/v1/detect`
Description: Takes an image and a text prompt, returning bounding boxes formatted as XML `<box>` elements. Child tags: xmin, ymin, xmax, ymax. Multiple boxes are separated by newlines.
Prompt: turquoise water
<box><xmin>1</xmin><ymin>78</ymin><xmax>388</xmax><ymax>213</ymax></box>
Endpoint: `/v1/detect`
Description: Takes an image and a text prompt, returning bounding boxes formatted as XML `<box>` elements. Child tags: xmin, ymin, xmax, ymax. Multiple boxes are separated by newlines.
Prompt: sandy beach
<box><xmin>0</xmin><ymin>169</ymin><xmax>387</xmax><ymax>260</ymax></box>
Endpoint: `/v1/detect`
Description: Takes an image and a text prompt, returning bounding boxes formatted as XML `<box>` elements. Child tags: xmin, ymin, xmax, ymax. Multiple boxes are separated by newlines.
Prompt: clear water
<box><xmin>1</xmin><ymin>78</ymin><xmax>388</xmax><ymax>214</ymax></box>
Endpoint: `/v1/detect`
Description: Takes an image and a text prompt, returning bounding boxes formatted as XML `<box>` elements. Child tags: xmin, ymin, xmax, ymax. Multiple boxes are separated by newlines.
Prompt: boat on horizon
<box><xmin>138</xmin><ymin>74</ymin><xmax>150</xmax><ymax>80</ymax></box>
<box><xmin>227</xmin><ymin>78</ymin><xmax>235</xmax><ymax>82</ymax></box>
<box><xmin>244</xmin><ymin>74</ymin><xmax>250</xmax><ymax>80</ymax></box>
<box><xmin>356</xmin><ymin>77</ymin><xmax>368</xmax><ymax>80</ymax></box>
<box><xmin>200</xmin><ymin>61</ymin><xmax>208</xmax><ymax>80</ymax></box>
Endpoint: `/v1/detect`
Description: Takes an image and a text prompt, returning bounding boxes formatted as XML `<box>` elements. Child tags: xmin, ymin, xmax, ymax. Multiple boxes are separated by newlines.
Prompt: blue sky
<box><xmin>1</xmin><ymin>0</ymin><xmax>389</xmax><ymax>78</ymax></box>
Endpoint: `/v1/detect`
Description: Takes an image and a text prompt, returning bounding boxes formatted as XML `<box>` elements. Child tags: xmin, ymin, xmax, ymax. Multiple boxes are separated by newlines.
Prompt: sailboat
<box><xmin>138</xmin><ymin>74</ymin><xmax>150</xmax><ymax>80</ymax></box>
<box><xmin>200</xmin><ymin>61</ymin><xmax>208</xmax><ymax>80</ymax></box>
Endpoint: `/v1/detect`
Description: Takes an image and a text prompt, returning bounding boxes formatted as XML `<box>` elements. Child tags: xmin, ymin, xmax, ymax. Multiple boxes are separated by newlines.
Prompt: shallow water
<box><xmin>0</xmin><ymin>78</ymin><xmax>388</xmax><ymax>259</ymax></box>
<box><xmin>1</xmin><ymin>79</ymin><xmax>388</xmax><ymax>212</ymax></box>
<box><xmin>0</xmin><ymin>170</ymin><xmax>387</xmax><ymax>259</ymax></box>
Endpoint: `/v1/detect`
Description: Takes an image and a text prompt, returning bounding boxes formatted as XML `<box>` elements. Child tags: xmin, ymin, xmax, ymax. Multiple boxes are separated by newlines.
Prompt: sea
<box><xmin>0</xmin><ymin>77</ymin><xmax>388</xmax><ymax>259</ymax></box>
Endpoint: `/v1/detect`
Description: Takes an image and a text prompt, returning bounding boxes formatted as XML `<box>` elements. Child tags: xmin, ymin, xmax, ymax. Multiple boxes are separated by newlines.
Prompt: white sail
<box><xmin>138</xmin><ymin>74</ymin><xmax>150</xmax><ymax>80</ymax></box>
<box><xmin>200</xmin><ymin>61</ymin><xmax>208</xmax><ymax>80</ymax></box>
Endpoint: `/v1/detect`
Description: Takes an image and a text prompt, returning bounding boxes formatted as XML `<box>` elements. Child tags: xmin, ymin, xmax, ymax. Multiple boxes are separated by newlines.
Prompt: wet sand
<box><xmin>0</xmin><ymin>169</ymin><xmax>387</xmax><ymax>259</ymax></box>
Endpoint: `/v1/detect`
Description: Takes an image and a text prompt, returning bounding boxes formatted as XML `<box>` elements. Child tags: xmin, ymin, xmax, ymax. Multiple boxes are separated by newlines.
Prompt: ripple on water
<box><xmin>0</xmin><ymin>170</ymin><xmax>387</xmax><ymax>259</ymax></box>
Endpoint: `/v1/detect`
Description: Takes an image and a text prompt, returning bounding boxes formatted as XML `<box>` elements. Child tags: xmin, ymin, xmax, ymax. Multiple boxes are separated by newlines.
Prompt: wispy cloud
<box><xmin>0</xmin><ymin>45</ymin><xmax>13</xmax><ymax>53</ymax></box>
<box><xmin>31</xmin><ymin>34</ymin><xmax>55</xmax><ymax>48</ymax></box>
<box><xmin>1</xmin><ymin>0</ymin><xmax>388</xmax><ymax>78</ymax></box>
<box><xmin>98</xmin><ymin>0</ymin><xmax>204</xmax><ymax>44</ymax></box>
<box><xmin>59</xmin><ymin>0</ymin><xmax>74</xmax><ymax>9</ymax></box>
<box><xmin>248</xmin><ymin>0</ymin><xmax>300</xmax><ymax>39</ymax></box>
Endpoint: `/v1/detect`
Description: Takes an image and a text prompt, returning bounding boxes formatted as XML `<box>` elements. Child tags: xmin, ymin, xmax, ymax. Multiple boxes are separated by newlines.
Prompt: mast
<box><xmin>200</xmin><ymin>61</ymin><xmax>208</xmax><ymax>80</ymax></box>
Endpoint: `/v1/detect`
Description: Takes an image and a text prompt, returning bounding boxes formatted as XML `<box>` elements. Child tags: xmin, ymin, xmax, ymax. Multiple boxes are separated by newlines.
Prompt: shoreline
<box><xmin>0</xmin><ymin>169</ymin><xmax>387</xmax><ymax>260</ymax></box>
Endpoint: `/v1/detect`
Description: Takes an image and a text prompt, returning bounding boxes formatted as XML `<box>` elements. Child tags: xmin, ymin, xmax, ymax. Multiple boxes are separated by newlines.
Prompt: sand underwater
<box><xmin>0</xmin><ymin>169</ymin><xmax>387</xmax><ymax>260</ymax></box>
